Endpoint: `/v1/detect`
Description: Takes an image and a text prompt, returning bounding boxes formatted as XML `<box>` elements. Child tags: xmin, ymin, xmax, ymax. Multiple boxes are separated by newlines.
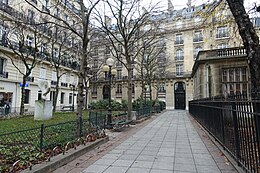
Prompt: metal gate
<box><xmin>174</xmin><ymin>82</ymin><xmax>186</xmax><ymax>110</ymax></box>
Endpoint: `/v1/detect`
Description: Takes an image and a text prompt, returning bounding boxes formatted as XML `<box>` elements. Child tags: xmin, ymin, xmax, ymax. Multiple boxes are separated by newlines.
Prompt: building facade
<box><xmin>88</xmin><ymin>0</ymin><xmax>260</xmax><ymax>109</ymax></box>
<box><xmin>0</xmin><ymin>0</ymin><xmax>82</xmax><ymax>114</ymax></box>
<box><xmin>192</xmin><ymin>47</ymin><xmax>249</xmax><ymax>99</ymax></box>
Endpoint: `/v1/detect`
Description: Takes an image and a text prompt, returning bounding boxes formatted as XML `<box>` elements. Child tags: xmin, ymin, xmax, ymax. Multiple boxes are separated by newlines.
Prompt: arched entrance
<box><xmin>103</xmin><ymin>85</ymin><xmax>109</xmax><ymax>100</ymax></box>
<box><xmin>174</xmin><ymin>82</ymin><xmax>186</xmax><ymax>110</ymax></box>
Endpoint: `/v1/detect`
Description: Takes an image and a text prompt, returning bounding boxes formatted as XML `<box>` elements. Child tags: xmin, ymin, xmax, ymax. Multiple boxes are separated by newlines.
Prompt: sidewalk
<box><xmin>54</xmin><ymin>110</ymin><xmax>238</xmax><ymax>173</ymax></box>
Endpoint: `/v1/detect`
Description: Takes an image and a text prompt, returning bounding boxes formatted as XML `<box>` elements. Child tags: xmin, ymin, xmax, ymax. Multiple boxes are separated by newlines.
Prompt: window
<box><xmin>53</xmin><ymin>48</ymin><xmax>59</xmax><ymax>58</ymax></box>
<box><xmin>0</xmin><ymin>57</ymin><xmax>6</xmax><ymax>74</ymax></box>
<box><xmin>194</xmin><ymin>30</ymin><xmax>203</xmax><ymax>42</ymax></box>
<box><xmin>38</xmin><ymin>91</ymin><xmax>42</xmax><ymax>100</ymax></box>
<box><xmin>218</xmin><ymin>43</ymin><xmax>228</xmax><ymax>49</ymax></box>
<box><xmin>60</xmin><ymin>92</ymin><xmax>65</xmax><ymax>104</ymax></box>
<box><xmin>176</xmin><ymin>64</ymin><xmax>183</xmax><ymax>76</ymax></box>
<box><xmin>194</xmin><ymin>46</ymin><xmax>202</xmax><ymax>59</ymax></box>
<box><xmin>176</xmin><ymin>19</ymin><xmax>182</xmax><ymax>29</ymax></box>
<box><xmin>28</xmin><ymin>9</ymin><xmax>34</xmax><ymax>20</ymax></box>
<box><xmin>61</xmin><ymin>74</ymin><xmax>66</xmax><ymax>83</ymax></box>
<box><xmin>194</xmin><ymin>15</ymin><xmax>201</xmax><ymax>24</ymax></box>
<box><xmin>64</xmin><ymin>14</ymin><xmax>68</xmax><ymax>21</ymax></box>
<box><xmin>217</xmin><ymin>26</ymin><xmax>228</xmax><ymax>38</ymax></box>
<box><xmin>54</xmin><ymin>8</ymin><xmax>60</xmax><ymax>17</ymax></box>
<box><xmin>52</xmin><ymin>71</ymin><xmax>57</xmax><ymax>81</ymax></box>
<box><xmin>117</xmin><ymin>69</ymin><xmax>122</xmax><ymax>79</ymax></box>
<box><xmin>24</xmin><ymin>89</ymin><xmax>30</xmax><ymax>104</ymax></box>
<box><xmin>39</xmin><ymin>68</ymin><xmax>46</xmax><ymax>79</ymax></box>
<box><xmin>93</xmin><ymin>59</ymin><xmax>98</xmax><ymax>68</ymax></box>
<box><xmin>175</xmin><ymin>34</ymin><xmax>183</xmax><ymax>44</ymax></box>
<box><xmin>116</xmin><ymin>84</ymin><xmax>122</xmax><ymax>94</ymax></box>
<box><xmin>0</xmin><ymin>25</ymin><xmax>6</xmax><ymax>44</ymax></box>
<box><xmin>92</xmin><ymin>85</ymin><xmax>97</xmax><ymax>94</ymax></box>
<box><xmin>69</xmin><ymin>93</ymin><xmax>72</xmax><ymax>104</ymax></box>
<box><xmin>26</xmin><ymin>36</ymin><xmax>33</xmax><ymax>46</ymax></box>
<box><xmin>70</xmin><ymin>75</ymin><xmax>75</xmax><ymax>84</ymax></box>
<box><xmin>1</xmin><ymin>0</ymin><xmax>8</xmax><ymax>4</ymax></box>
<box><xmin>50</xmin><ymin>91</ymin><xmax>56</xmax><ymax>101</ymax></box>
<box><xmin>222</xmin><ymin>67</ymin><xmax>248</xmax><ymax>95</ymax></box>
<box><xmin>105</xmin><ymin>46</ymin><xmax>110</xmax><ymax>55</ymax></box>
<box><xmin>158</xmin><ymin>83</ymin><xmax>165</xmax><ymax>92</ymax></box>
<box><xmin>175</xmin><ymin>49</ymin><xmax>184</xmax><ymax>61</ymax></box>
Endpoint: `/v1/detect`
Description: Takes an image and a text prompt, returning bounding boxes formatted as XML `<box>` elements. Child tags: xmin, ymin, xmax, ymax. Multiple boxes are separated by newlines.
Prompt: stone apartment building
<box><xmin>88</xmin><ymin>0</ymin><xmax>259</xmax><ymax>109</ymax></box>
<box><xmin>0</xmin><ymin>0</ymin><xmax>82</xmax><ymax>114</ymax></box>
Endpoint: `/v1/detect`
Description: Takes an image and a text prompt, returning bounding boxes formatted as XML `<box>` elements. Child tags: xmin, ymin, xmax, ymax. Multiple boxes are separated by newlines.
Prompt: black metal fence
<box><xmin>0</xmin><ymin>115</ymin><xmax>106</xmax><ymax>172</ymax></box>
<box><xmin>189</xmin><ymin>95</ymin><xmax>260</xmax><ymax>173</ymax></box>
<box><xmin>89</xmin><ymin>110</ymin><xmax>107</xmax><ymax>129</ymax></box>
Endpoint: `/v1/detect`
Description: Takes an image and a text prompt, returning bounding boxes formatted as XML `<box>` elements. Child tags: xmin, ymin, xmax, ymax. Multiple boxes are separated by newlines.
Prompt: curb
<box><xmin>21</xmin><ymin>136</ymin><xmax>109</xmax><ymax>173</ymax></box>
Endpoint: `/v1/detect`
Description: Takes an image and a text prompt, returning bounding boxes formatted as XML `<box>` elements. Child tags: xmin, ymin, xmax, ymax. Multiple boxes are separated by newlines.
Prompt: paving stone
<box><xmin>112</xmin><ymin>159</ymin><xmax>135</xmax><ymax>167</ymax></box>
<box><xmin>102</xmin><ymin>166</ymin><xmax>129</xmax><ymax>173</ymax></box>
<box><xmin>174</xmin><ymin>163</ymin><xmax>196</xmax><ymax>172</ymax></box>
<box><xmin>126</xmin><ymin>167</ymin><xmax>150</xmax><ymax>173</ymax></box>
<box><xmin>81</xmin><ymin>165</ymin><xmax>109</xmax><ymax>173</ymax></box>
<box><xmin>152</xmin><ymin>161</ymin><xmax>174</xmax><ymax>170</ymax></box>
<box><xmin>196</xmin><ymin>165</ymin><xmax>221</xmax><ymax>173</ymax></box>
<box><xmin>131</xmin><ymin>160</ymin><xmax>154</xmax><ymax>168</ymax></box>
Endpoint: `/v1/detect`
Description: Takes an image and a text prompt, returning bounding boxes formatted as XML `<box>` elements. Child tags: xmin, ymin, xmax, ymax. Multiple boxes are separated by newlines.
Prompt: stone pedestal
<box><xmin>34</xmin><ymin>100</ymin><xmax>53</xmax><ymax>120</ymax></box>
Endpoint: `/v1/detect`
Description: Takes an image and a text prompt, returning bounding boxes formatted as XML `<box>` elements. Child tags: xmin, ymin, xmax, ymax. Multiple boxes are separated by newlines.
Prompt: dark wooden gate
<box><xmin>174</xmin><ymin>82</ymin><xmax>186</xmax><ymax>110</ymax></box>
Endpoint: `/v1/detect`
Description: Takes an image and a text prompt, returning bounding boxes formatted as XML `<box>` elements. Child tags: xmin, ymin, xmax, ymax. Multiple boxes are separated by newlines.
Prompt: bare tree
<box><xmin>4</xmin><ymin>20</ymin><xmax>44</xmax><ymax>115</ymax></box>
<box><xmin>226</xmin><ymin>0</ymin><xmax>260</xmax><ymax>94</ymax></box>
<box><xmin>22</xmin><ymin>0</ymin><xmax>101</xmax><ymax>124</ymax></box>
<box><xmin>95</xmin><ymin>0</ymin><xmax>159</xmax><ymax>120</ymax></box>
<box><xmin>136</xmin><ymin>35</ymin><xmax>168</xmax><ymax>101</ymax></box>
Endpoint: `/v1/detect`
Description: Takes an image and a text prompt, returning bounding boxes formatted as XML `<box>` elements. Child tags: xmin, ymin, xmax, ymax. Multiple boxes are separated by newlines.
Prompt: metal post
<box><xmin>232</xmin><ymin>102</ymin><xmax>241</xmax><ymax>166</ymax></box>
<box><xmin>107</xmin><ymin>66</ymin><xmax>112</xmax><ymax>127</ymax></box>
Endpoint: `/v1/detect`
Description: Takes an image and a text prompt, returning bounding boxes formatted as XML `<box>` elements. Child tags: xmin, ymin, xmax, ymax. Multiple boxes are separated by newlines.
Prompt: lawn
<box><xmin>0</xmin><ymin>111</ymin><xmax>89</xmax><ymax>134</ymax></box>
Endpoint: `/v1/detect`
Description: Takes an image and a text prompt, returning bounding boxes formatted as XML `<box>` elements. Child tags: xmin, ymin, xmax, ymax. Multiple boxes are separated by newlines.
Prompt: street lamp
<box><xmin>103</xmin><ymin>57</ymin><xmax>116</xmax><ymax>127</ymax></box>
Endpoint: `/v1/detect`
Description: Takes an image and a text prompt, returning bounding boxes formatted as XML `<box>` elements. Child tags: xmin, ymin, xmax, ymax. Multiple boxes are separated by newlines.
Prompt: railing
<box><xmin>89</xmin><ymin>110</ymin><xmax>107</xmax><ymax>130</ymax></box>
<box><xmin>0</xmin><ymin>118</ymin><xmax>99</xmax><ymax>172</ymax></box>
<box><xmin>0</xmin><ymin>71</ymin><xmax>8</xmax><ymax>78</ymax></box>
<box><xmin>189</xmin><ymin>95</ymin><xmax>260</xmax><ymax>173</ymax></box>
<box><xmin>218</xmin><ymin>48</ymin><xmax>246</xmax><ymax>57</ymax></box>
<box><xmin>26</xmin><ymin>76</ymin><xmax>34</xmax><ymax>82</ymax></box>
<box><xmin>134</xmin><ymin>106</ymin><xmax>152</xmax><ymax>120</ymax></box>
<box><xmin>174</xmin><ymin>40</ymin><xmax>184</xmax><ymax>45</ymax></box>
<box><xmin>61</xmin><ymin>82</ymin><xmax>68</xmax><ymax>87</ymax></box>
<box><xmin>193</xmin><ymin>37</ymin><xmax>203</xmax><ymax>42</ymax></box>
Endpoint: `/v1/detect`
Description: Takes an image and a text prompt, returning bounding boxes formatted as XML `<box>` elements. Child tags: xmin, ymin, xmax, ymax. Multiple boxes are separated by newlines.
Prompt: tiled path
<box><xmin>78</xmin><ymin>110</ymin><xmax>238</xmax><ymax>173</ymax></box>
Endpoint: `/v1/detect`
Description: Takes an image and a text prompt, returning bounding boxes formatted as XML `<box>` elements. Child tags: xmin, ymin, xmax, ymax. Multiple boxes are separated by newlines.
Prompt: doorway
<box><xmin>174</xmin><ymin>82</ymin><xmax>186</xmax><ymax>110</ymax></box>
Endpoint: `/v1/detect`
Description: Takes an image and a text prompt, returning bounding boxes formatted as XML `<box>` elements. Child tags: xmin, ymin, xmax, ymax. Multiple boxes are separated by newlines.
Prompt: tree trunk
<box><xmin>53</xmin><ymin>75</ymin><xmax>60</xmax><ymax>112</ymax></box>
<box><xmin>149</xmin><ymin>83</ymin><xmax>152</xmax><ymax>101</ymax></box>
<box><xmin>20</xmin><ymin>76</ymin><xmax>27</xmax><ymax>115</ymax></box>
<box><xmin>85</xmin><ymin>87</ymin><xmax>88</xmax><ymax>110</ymax></box>
<box><xmin>226</xmin><ymin>0</ymin><xmax>260</xmax><ymax>93</ymax></box>
<box><xmin>127</xmin><ymin>65</ymin><xmax>133</xmax><ymax>120</ymax></box>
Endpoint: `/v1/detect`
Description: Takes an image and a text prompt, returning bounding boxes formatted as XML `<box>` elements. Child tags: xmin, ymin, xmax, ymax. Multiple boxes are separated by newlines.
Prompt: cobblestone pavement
<box><xmin>54</xmin><ymin>110</ymin><xmax>238</xmax><ymax>173</ymax></box>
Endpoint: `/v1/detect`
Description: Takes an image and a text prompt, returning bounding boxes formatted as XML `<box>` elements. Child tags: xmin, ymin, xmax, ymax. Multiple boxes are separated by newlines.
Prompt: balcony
<box><xmin>193</xmin><ymin>37</ymin><xmax>203</xmax><ymax>42</ymax></box>
<box><xmin>61</xmin><ymin>82</ymin><xmax>68</xmax><ymax>87</ymax></box>
<box><xmin>216</xmin><ymin>33</ymin><xmax>228</xmax><ymax>38</ymax></box>
<box><xmin>175</xmin><ymin>56</ymin><xmax>184</xmax><ymax>61</ymax></box>
<box><xmin>175</xmin><ymin>40</ymin><xmax>184</xmax><ymax>45</ymax></box>
<box><xmin>51</xmin><ymin>80</ymin><xmax>57</xmax><ymax>86</ymax></box>
<box><xmin>26</xmin><ymin>76</ymin><xmax>34</xmax><ymax>82</ymax></box>
<box><xmin>0</xmin><ymin>72</ymin><xmax>8</xmax><ymax>79</ymax></box>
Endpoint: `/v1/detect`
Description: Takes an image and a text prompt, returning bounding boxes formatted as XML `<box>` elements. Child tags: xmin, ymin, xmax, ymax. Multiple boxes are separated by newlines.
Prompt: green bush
<box><xmin>89</xmin><ymin>100</ymin><xmax>125</xmax><ymax>111</ymax></box>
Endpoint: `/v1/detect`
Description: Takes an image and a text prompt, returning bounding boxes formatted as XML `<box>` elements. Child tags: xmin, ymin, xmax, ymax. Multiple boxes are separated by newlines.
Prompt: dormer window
<box><xmin>176</xmin><ymin>19</ymin><xmax>182</xmax><ymax>29</ymax></box>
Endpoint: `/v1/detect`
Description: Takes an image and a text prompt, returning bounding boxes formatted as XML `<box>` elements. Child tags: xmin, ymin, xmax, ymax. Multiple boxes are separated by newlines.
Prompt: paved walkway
<box><xmin>77</xmin><ymin>110</ymin><xmax>238</xmax><ymax>173</ymax></box>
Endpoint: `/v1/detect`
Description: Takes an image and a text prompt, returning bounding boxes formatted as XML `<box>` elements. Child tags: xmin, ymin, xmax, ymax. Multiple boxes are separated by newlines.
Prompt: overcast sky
<box><xmin>151</xmin><ymin>0</ymin><xmax>256</xmax><ymax>11</ymax></box>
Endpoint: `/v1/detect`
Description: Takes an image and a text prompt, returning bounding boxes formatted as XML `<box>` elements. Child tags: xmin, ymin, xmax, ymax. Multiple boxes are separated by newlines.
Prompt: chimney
<box><xmin>168</xmin><ymin>0</ymin><xmax>174</xmax><ymax>12</ymax></box>
<box><xmin>105</xmin><ymin>16</ymin><xmax>111</xmax><ymax>26</ymax></box>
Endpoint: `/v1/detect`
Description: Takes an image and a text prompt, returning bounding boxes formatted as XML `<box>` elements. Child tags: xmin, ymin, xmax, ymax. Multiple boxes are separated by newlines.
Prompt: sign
<box><xmin>20</xmin><ymin>83</ymin><xmax>29</xmax><ymax>87</ymax></box>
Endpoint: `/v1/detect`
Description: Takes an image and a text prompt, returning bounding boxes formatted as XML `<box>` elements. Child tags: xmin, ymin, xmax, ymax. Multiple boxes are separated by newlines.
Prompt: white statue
<box><xmin>38</xmin><ymin>79</ymin><xmax>50</xmax><ymax>100</ymax></box>
<box><xmin>34</xmin><ymin>79</ymin><xmax>52</xmax><ymax>120</ymax></box>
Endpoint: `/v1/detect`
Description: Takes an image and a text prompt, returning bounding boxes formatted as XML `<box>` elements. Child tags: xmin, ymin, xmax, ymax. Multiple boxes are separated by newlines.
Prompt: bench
<box><xmin>61</xmin><ymin>106</ymin><xmax>73</xmax><ymax>112</ymax></box>
<box><xmin>111</xmin><ymin>113</ymin><xmax>132</xmax><ymax>131</ymax></box>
